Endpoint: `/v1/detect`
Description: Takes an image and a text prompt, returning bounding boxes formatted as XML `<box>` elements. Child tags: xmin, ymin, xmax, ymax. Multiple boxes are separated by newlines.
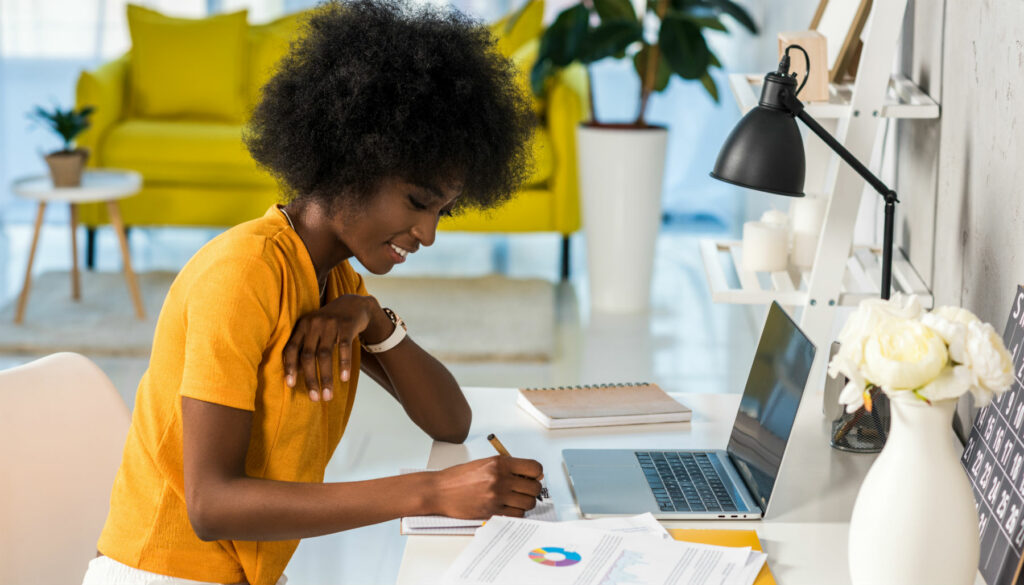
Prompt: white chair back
<box><xmin>0</xmin><ymin>353</ymin><xmax>130</xmax><ymax>585</ymax></box>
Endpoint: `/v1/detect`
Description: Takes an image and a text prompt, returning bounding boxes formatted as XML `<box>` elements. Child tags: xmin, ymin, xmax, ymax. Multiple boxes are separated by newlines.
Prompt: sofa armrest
<box><xmin>545</xmin><ymin>63</ymin><xmax>589</xmax><ymax>234</ymax></box>
<box><xmin>75</xmin><ymin>53</ymin><xmax>130</xmax><ymax>165</ymax></box>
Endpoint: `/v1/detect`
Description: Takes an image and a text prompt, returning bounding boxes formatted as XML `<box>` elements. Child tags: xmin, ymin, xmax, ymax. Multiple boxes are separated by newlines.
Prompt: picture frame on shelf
<box><xmin>810</xmin><ymin>0</ymin><xmax>873</xmax><ymax>83</ymax></box>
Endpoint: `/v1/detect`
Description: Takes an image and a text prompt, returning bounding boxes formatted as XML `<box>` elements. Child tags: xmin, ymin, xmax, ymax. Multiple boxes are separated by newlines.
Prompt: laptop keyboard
<box><xmin>635</xmin><ymin>451</ymin><xmax>738</xmax><ymax>513</ymax></box>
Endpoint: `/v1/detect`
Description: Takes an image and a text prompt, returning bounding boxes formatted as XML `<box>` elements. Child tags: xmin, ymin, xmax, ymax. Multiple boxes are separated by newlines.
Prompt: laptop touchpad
<box><xmin>569</xmin><ymin>467</ymin><xmax>654</xmax><ymax>515</ymax></box>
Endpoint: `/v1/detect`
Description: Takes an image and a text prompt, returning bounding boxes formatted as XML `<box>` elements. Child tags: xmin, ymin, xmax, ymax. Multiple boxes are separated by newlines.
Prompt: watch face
<box><xmin>384</xmin><ymin>307</ymin><xmax>407</xmax><ymax>331</ymax></box>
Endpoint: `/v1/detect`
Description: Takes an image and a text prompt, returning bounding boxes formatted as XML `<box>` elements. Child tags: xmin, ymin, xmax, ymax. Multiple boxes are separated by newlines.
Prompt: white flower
<box><xmin>917</xmin><ymin>365</ymin><xmax>973</xmax><ymax>403</ymax></box>
<box><xmin>921</xmin><ymin>306</ymin><xmax>981</xmax><ymax>364</ymax></box>
<box><xmin>862</xmin><ymin>319</ymin><xmax>948</xmax><ymax>392</ymax></box>
<box><xmin>831</xmin><ymin>294</ymin><xmax>923</xmax><ymax>377</ymax></box>
<box><xmin>960</xmin><ymin>321</ymin><xmax>1015</xmax><ymax>405</ymax></box>
<box><xmin>831</xmin><ymin>354</ymin><xmax>868</xmax><ymax>413</ymax></box>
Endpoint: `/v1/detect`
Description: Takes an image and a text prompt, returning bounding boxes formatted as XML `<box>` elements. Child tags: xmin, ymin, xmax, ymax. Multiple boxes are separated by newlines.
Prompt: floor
<box><xmin>0</xmin><ymin>217</ymin><xmax>762</xmax><ymax>584</ymax></box>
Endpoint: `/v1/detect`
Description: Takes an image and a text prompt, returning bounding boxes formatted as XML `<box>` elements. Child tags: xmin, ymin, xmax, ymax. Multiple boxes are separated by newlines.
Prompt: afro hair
<box><xmin>244</xmin><ymin>0</ymin><xmax>536</xmax><ymax>215</ymax></box>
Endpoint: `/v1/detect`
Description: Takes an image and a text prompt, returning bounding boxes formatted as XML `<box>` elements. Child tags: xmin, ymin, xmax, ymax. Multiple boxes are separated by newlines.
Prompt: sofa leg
<box><xmin>560</xmin><ymin>236</ymin><xmax>570</xmax><ymax>280</ymax></box>
<box><xmin>85</xmin><ymin>227</ymin><xmax>96</xmax><ymax>270</ymax></box>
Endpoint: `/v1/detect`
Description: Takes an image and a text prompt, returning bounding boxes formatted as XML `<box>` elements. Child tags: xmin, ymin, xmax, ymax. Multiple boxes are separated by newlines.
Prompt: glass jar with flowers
<box><xmin>828</xmin><ymin>294</ymin><xmax>1015</xmax><ymax>585</ymax></box>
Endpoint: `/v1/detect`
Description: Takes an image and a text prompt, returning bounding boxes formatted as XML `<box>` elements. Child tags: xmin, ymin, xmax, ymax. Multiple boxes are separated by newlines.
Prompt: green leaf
<box><xmin>538</xmin><ymin>4</ymin><xmax>591</xmax><ymax>67</ymax></box>
<box><xmin>659</xmin><ymin>14</ymin><xmax>710</xmax><ymax>79</ymax></box>
<box><xmin>700</xmin><ymin>72</ymin><xmax>719</xmax><ymax>102</ymax></box>
<box><xmin>668</xmin><ymin>9</ymin><xmax>728</xmax><ymax>31</ymax></box>
<box><xmin>699</xmin><ymin>0</ymin><xmax>758</xmax><ymax>34</ymax></box>
<box><xmin>593</xmin><ymin>0</ymin><xmax>637</xmax><ymax>23</ymax></box>
<box><xmin>632</xmin><ymin>45</ymin><xmax>672</xmax><ymax>93</ymax></box>
<box><xmin>530</xmin><ymin>57</ymin><xmax>555</xmax><ymax>97</ymax></box>
<box><xmin>708</xmin><ymin>49</ymin><xmax>722</xmax><ymax>68</ymax></box>
<box><xmin>581</xmin><ymin>20</ymin><xmax>643</xmax><ymax>63</ymax></box>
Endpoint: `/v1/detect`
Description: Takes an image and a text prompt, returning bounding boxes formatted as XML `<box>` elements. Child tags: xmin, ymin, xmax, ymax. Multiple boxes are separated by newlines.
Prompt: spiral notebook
<box><xmin>516</xmin><ymin>382</ymin><xmax>691</xmax><ymax>429</ymax></box>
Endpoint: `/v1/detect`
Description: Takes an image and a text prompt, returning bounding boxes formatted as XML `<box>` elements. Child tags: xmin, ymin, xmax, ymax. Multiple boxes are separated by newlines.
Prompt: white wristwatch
<box><xmin>361</xmin><ymin>307</ymin><xmax>407</xmax><ymax>353</ymax></box>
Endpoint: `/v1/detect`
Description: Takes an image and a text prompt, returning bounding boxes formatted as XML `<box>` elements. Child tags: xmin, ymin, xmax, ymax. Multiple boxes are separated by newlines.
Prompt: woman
<box><xmin>83</xmin><ymin>2</ymin><xmax>541</xmax><ymax>584</ymax></box>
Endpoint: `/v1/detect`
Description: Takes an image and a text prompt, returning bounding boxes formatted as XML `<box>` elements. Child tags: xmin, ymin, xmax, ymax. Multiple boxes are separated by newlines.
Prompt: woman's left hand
<box><xmin>283</xmin><ymin>294</ymin><xmax>385</xmax><ymax>402</ymax></box>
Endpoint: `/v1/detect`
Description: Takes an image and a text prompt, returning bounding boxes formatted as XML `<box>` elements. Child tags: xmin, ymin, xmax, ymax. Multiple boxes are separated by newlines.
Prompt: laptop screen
<box><xmin>726</xmin><ymin>302</ymin><xmax>816</xmax><ymax>513</ymax></box>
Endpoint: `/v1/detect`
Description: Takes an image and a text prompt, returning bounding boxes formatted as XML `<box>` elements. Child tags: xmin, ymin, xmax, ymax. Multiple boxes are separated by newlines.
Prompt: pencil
<box><xmin>486</xmin><ymin>433</ymin><xmax>548</xmax><ymax>501</ymax></box>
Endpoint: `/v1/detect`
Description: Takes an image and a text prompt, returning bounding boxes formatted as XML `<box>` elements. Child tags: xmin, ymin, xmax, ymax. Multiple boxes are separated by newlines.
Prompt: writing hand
<box><xmin>429</xmin><ymin>456</ymin><xmax>544</xmax><ymax>519</ymax></box>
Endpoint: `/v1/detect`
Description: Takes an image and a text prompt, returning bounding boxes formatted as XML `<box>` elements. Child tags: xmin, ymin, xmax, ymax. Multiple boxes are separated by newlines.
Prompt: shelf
<box><xmin>728</xmin><ymin>73</ymin><xmax>940</xmax><ymax>120</ymax></box>
<box><xmin>699</xmin><ymin>239</ymin><xmax>933</xmax><ymax>308</ymax></box>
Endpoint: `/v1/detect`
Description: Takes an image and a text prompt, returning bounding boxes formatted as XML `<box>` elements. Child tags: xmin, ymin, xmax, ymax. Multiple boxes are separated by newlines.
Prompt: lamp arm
<box><xmin>781</xmin><ymin>90</ymin><xmax>898</xmax><ymax>205</ymax></box>
<box><xmin>781</xmin><ymin>89</ymin><xmax>897</xmax><ymax>299</ymax></box>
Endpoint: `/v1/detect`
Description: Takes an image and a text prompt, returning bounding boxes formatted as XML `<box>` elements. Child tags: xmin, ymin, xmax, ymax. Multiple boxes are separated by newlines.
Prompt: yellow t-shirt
<box><xmin>98</xmin><ymin>205</ymin><xmax>368</xmax><ymax>585</ymax></box>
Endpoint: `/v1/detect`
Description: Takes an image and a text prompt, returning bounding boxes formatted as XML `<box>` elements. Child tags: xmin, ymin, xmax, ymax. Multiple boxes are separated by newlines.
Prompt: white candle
<box><xmin>791</xmin><ymin>230</ymin><xmax>819</xmax><ymax>269</ymax></box>
<box><xmin>761</xmin><ymin>208</ymin><xmax>790</xmax><ymax>230</ymax></box>
<box><xmin>790</xmin><ymin>194</ymin><xmax>828</xmax><ymax>235</ymax></box>
<box><xmin>742</xmin><ymin>221</ymin><xmax>789</xmax><ymax>272</ymax></box>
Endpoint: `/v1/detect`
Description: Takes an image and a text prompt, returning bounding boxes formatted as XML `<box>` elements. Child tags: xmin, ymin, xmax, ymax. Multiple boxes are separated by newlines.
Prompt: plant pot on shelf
<box><xmin>576</xmin><ymin>124</ymin><xmax>667</xmax><ymax>313</ymax></box>
<box><xmin>44</xmin><ymin>148</ymin><xmax>89</xmax><ymax>187</ymax></box>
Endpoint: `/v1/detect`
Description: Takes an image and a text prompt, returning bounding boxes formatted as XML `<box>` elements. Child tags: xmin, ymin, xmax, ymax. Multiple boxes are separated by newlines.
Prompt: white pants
<box><xmin>82</xmin><ymin>555</ymin><xmax>288</xmax><ymax>585</ymax></box>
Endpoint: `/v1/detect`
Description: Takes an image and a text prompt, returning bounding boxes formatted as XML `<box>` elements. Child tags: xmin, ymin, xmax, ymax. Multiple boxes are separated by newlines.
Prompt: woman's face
<box><xmin>335</xmin><ymin>177</ymin><xmax>460</xmax><ymax>275</ymax></box>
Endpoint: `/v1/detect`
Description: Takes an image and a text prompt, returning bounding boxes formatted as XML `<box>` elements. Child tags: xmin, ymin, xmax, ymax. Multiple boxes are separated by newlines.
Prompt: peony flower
<box><xmin>831</xmin><ymin>294</ymin><xmax>923</xmax><ymax>378</ymax></box>
<box><xmin>829</xmin><ymin>295</ymin><xmax>1013</xmax><ymax>414</ymax></box>
<box><xmin>916</xmin><ymin>365</ymin><xmax>973</xmax><ymax>404</ymax></box>
<box><xmin>861</xmin><ymin>319</ymin><xmax>947</xmax><ymax>393</ymax></box>
<box><xmin>960</xmin><ymin>321</ymin><xmax>1015</xmax><ymax>405</ymax></box>
<box><xmin>921</xmin><ymin>306</ymin><xmax>981</xmax><ymax>364</ymax></box>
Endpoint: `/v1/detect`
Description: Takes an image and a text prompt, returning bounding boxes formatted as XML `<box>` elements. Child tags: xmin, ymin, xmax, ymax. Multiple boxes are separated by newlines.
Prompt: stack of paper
<box><xmin>438</xmin><ymin>515</ymin><xmax>767</xmax><ymax>585</ymax></box>
<box><xmin>400</xmin><ymin>500</ymin><xmax>557</xmax><ymax>535</ymax></box>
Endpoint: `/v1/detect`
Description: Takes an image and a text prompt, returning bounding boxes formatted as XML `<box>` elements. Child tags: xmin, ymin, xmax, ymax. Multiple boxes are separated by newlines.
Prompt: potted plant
<box><xmin>531</xmin><ymin>0</ymin><xmax>756</xmax><ymax>312</ymax></box>
<box><xmin>29</xmin><ymin>104</ymin><xmax>95</xmax><ymax>187</ymax></box>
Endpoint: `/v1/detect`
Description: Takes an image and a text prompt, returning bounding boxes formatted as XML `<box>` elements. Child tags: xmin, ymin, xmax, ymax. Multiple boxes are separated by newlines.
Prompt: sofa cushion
<box><xmin>102</xmin><ymin>120</ymin><xmax>273</xmax><ymax>187</ymax></box>
<box><xmin>525</xmin><ymin>127</ymin><xmax>554</xmax><ymax>187</ymax></box>
<box><xmin>491</xmin><ymin>0</ymin><xmax>543</xmax><ymax>58</ymax></box>
<box><xmin>127</xmin><ymin>5</ymin><xmax>248</xmax><ymax>122</ymax></box>
<box><xmin>248</xmin><ymin>11</ymin><xmax>307</xmax><ymax>109</ymax></box>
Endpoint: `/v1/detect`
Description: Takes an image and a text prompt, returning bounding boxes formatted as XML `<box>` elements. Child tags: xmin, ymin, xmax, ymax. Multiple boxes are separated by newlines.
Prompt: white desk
<box><xmin>396</xmin><ymin>386</ymin><xmax>877</xmax><ymax>585</ymax></box>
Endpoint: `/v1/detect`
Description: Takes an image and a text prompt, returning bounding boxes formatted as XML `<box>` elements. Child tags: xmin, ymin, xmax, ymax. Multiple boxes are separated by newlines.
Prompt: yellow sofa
<box><xmin>74</xmin><ymin>3</ymin><xmax>588</xmax><ymax>275</ymax></box>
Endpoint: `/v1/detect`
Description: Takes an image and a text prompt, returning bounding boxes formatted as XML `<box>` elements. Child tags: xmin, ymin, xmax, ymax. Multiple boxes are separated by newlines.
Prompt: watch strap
<box><xmin>362</xmin><ymin>308</ymin><xmax>407</xmax><ymax>354</ymax></box>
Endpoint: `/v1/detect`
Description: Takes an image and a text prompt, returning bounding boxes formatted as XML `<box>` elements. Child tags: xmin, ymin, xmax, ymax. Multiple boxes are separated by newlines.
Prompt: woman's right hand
<box><xmin>429</xmin><ymin>456</ymin><xmax>543</xmax><ymax>519</ymax></box>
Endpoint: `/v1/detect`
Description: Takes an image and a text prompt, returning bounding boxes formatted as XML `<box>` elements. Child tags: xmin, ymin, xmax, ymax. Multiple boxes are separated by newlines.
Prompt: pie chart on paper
<box><xmin>528</xmin><ymin>546</ymin><xmax>582</xmax><ymax>567</ymax></box>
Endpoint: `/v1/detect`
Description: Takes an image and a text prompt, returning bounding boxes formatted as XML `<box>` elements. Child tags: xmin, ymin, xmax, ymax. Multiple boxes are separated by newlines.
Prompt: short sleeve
<box><xmin>179</xmin><ymin>252</ymin><xmax>281</xmax><ymax>411</ymax></box>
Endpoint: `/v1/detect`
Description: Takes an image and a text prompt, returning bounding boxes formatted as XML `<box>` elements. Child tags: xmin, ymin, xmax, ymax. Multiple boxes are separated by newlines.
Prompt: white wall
<box><xmin>898</xmin><ymin>0</ymin><xmax>1024</xmax><ymax>327</ymax></box>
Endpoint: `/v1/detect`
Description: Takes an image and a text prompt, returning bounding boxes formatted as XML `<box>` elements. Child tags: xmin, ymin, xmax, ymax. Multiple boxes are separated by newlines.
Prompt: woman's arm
<box><xmin>284</xmin><ymin>294</ymin><xmax>471</xmax><ymax>443</ymax></box>
<box><xmin>182</xmin><ymin>396</ymin><xmax>541</xmax><ymax>542</ymax></box>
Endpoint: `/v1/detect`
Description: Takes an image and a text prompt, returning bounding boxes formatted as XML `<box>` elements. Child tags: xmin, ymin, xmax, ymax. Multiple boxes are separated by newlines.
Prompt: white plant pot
<box><xmin>848</xmin><ymin>397</ymin><xmax>980</xmax><ymax>585</ymax></box>
<box><xmin>576</xmin><ymin>124</ymin><xmax>667</xmax><ymax>313</ymax></box>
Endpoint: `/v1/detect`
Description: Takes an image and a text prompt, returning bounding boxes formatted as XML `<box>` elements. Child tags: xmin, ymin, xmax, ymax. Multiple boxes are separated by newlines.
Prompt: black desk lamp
<box><xmin>711</xmin><ymin>45</ymin><xmax>899</xmax><ymax>300</ymax></box>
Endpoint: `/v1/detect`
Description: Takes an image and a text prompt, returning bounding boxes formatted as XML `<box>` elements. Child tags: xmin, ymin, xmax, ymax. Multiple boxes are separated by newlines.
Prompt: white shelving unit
<box><xmin>699</xmin><ymin>0</ymin><xmax>939</xmax><ymax>387</ymax></box>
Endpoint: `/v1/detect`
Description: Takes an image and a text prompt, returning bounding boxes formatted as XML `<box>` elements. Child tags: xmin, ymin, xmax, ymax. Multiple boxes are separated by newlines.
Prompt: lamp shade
<box><xmin>711</xmin><ymin>73</ymin><xmax>806</xmax><ymax>197</ymax></box>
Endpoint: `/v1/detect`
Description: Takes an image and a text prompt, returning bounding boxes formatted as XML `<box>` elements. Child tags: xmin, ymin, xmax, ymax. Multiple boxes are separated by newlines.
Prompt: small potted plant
<box><xmin>530</xmin><ymin>0</ymin><xmax>756</xmax><ymax>312</ymax></box>
<box><xmin>29</xmin><ymin>104</ymin><xmax>95</xmax><ymax>187</ymax></box>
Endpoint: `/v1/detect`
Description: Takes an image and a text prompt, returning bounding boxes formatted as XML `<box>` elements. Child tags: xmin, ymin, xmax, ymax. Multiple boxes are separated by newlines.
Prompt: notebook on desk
<box><xmin>516</xmin><ymin>382</ymin><xmax>691</xmax><ymax>428</ymax></box>
<box><xmin>563</xmin><ymin>302</ymin><xmax>816</xmax><ymax>520</ymax></box>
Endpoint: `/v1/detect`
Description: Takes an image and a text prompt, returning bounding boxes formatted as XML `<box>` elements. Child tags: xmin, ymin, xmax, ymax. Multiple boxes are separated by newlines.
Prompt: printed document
<box><xmin>440</xmin><ymin>515</ymin><xmax>761</xmax><ymax>585</ymax></box>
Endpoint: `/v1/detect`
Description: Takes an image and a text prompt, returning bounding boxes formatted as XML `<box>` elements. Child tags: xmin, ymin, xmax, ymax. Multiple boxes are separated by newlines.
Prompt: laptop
<box><xmin>563</xmin><ymin>301</ymin><xmax>816</xmax><ymax>519</ymax></box>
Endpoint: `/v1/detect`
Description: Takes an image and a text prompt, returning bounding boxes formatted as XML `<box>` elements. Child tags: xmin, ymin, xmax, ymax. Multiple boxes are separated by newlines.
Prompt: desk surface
<box><xmin>396</xmin><ymin>387</ymin><xmax>876</xmax><ymax>585</ymax></box>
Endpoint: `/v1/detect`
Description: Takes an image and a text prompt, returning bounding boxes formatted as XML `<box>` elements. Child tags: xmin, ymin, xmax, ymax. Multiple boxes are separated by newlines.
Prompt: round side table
<box><xmin>11</xmin><ymin>169</ymin><xmax>146</xmax><ymax>324</ymax></box>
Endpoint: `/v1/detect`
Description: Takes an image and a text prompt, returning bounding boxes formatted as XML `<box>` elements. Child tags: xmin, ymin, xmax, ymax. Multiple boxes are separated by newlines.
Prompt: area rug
<box><xmin>0</xmin><ymin>271</ymin><xmax>555</xmax><ymax>362</ymax></box>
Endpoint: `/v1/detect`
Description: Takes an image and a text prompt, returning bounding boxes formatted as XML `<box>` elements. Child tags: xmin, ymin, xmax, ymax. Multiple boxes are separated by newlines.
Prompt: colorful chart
<box><xmin>528</xmin><ymin>546</ymin><xmax>582</xmax><ymax>567</ymax></box>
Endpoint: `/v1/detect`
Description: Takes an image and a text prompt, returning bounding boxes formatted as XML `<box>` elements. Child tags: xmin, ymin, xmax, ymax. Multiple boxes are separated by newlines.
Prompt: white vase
<box><xmin>576</xmin><ymin>124</ymin><xmax>667</xmax><ymax>313</ymax></box>
<box><xmin>848</xmin><ymin>397</ymin><xmax>979</xmax><ymax>585</ymax></box>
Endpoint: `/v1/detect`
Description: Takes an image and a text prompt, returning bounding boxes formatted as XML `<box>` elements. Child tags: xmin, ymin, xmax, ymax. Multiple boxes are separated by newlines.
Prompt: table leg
<box><xmin>14</xmin><ymin>202</ymin><xmax>47</xmax><ymax>324</ymax></box>
<box><xmin>70</xmin><ymin>202</ymin><xmax>80</xmax><ymax>300</ymax></box>
<box><xmin>106</xmin><ymin>200</ymin><xmax>145</xmax><ymax>320</ymax></box>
